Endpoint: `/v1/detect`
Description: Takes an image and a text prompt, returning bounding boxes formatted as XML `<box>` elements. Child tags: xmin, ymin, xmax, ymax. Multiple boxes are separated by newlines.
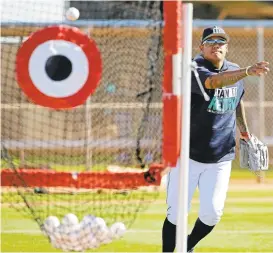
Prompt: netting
<box><xmin>1</xmin><ymin>1</ymin><xmax>164</xmax><ymax>250</ymax></box>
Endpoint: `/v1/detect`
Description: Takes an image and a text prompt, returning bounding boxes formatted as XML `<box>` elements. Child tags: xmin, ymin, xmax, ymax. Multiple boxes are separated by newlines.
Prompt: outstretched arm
<box><xmin>236</xmin><ymin>100</ymin><xmax>250</xmax><ymax>140</ymax></box>
<box><xmin>205</xmin><ymin>61</ymin><xmax>270</xmax><ymax>89</ymax></box>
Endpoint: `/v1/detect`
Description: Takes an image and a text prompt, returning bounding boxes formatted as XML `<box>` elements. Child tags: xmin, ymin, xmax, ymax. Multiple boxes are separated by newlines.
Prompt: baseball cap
<box><xmin>201</xmin><ymin>26</ymin><xmax>230</xmax><ymax>43</ymax></box>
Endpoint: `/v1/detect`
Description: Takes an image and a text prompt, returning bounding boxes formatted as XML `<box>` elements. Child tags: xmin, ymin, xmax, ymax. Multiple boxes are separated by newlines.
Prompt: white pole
<box><xmin>257</xmin><ymin>27</ymin><xmax>265</xmax><ymax>141</ymax></box>
<box><xmin>177</xmin><ymin>3</ymin><xmax>193</xmax><ymax>253</ymax></box>
<box><xmin>85</xmin><ymin>28</ymin><xmax>93</xmax><ymax>171</ymax></box>
<box><xmin>257</xmin><ymin>27</ymin><xmax>265</xmax><ymax>182</ymax></box>
<box><xmin>19</xmin><ymin>36</ymin><xmax>26</xmax><ymax>167</ymax></box>
<box><xmin>85</xmin><ymin>96</ymin><xmax>92</xmax><ymax>171</ymax></box>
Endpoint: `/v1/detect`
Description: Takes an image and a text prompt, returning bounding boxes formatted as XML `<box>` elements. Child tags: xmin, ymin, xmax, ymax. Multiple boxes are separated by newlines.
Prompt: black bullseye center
<box><xmin>45</xmin><ymin>55</ymin><xmax>72</xmax><ymax>81</ymax></box>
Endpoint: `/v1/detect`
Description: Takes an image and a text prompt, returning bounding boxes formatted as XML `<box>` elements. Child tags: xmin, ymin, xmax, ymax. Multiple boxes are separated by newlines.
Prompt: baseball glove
<box><xmin>239</xmin><ymin>135</ymin><xmax>269</xmax><ymax>172</ymax></box>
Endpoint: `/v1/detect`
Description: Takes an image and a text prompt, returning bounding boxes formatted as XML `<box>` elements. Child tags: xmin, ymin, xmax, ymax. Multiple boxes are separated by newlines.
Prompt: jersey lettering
<box><xmin>207</xmin><ymin>87</ymin><xmax>239</xmax><ymax>114</ymax></box>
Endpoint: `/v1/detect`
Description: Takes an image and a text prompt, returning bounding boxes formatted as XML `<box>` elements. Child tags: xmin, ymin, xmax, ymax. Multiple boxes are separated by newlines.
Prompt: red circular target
<box><xmin>16</xmin><ymin>26</ymin><xmax>102</xmax><ymax>109</ymax></box>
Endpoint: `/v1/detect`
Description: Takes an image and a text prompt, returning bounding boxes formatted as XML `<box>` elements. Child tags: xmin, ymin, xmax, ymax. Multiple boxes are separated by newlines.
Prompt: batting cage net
<box><xmin>1</xmin><ymin>1</ymin><xmax>167</xmax><ymax>251</ymax></box>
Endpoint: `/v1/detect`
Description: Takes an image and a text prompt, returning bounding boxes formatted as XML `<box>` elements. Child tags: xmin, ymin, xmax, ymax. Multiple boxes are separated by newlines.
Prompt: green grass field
<box><xmin>1</xmin><ymin>170</ymin><xmax>273</xmax><ymax>253</ymax></box>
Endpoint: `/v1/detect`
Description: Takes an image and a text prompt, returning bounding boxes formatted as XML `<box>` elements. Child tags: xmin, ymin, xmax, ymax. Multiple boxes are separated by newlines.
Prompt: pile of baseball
<box><xmin>43</xmin><ymin>213</ymin><xmax>126</xmax><ymax>251</ymax></box>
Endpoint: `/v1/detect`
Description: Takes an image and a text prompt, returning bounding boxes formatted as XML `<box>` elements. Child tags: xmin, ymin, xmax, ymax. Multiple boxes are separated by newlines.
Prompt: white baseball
<box><xmin>66</xmin><ymin>7</ymin><xmax>80</xmax><ymax>21</ymax></box>
<box><xmin>62</xmin><ymin>213</ymin><xmax>79</xmax><ymax>227</ymax></box>
<box><xmin>43</xmin><ymin>216</ymin><xmax>60</xmax><ymax>234</ymax></box>
<box><xmin>110</xmin><ymin>222</ymin><xmax>126</xmax><ymax>239</ymax></box>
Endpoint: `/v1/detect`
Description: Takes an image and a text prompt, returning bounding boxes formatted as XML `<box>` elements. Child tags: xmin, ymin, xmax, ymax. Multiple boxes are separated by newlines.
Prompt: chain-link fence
<box><xmin>1</xmin><ymin>22</ymin><xmax>273</xmax><ymax>170</ymax></box>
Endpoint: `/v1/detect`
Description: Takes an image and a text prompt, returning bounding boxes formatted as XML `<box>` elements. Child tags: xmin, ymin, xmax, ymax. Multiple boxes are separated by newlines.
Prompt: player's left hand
<box><xmin>239</xmin><ymin>134</ymin><xmax>269</xmax><ymax>172</ymax></box>
<box><xmin>240</xmin><ymin>132</ymin><xmax>251</xmax><ymax>141</ymax></box>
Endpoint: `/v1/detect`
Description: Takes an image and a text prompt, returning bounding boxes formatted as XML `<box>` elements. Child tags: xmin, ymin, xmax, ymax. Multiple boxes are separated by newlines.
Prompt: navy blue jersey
<box><xmin>190</xmin><ymin>54</ymin><xmax>245</xmax><ymax>163</ymax></box>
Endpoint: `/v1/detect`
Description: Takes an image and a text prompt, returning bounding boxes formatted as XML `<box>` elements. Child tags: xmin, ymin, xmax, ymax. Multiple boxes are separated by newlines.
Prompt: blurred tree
<box><xmin>187</xmin><ymin>1</ymin><xmax>273</xmax><ymax>20</ymax></box>
<box><xmin>68</xmin><ymin>1</ymin><xmax>163</xmax><ymax>20</ymax></box>
<box><xmin>68</xmin><ymin>1</ymin><xmax>273</xmax><ymax>20</ymax></box>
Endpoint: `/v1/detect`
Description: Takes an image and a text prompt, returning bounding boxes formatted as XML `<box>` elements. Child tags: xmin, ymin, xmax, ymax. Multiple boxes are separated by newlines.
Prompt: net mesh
<box><xmin>1</xmin><ymin>0</ymin><xmax>164</xmax><ymax>250</ymax></box>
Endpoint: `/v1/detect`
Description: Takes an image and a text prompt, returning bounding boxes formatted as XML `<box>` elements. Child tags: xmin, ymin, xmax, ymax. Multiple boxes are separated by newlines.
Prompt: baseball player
<box><xmin>162</xmin><ymin>26</ymin><xmax>270</xmax><ymax>252</ymax></box>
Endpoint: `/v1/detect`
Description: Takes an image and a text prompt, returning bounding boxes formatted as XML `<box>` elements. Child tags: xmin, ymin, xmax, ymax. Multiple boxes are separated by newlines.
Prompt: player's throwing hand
<box><xmin>247</xmin><ymin>61</ymin><xmax>270</xmax><ymax>76</ymax></box>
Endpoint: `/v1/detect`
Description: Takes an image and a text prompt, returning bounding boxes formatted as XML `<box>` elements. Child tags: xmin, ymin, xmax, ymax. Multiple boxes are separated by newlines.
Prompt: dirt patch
<box><xmin>229</xmin><ymin>178</ymin><xmax>273</xmax><ymax>190</ymax></box>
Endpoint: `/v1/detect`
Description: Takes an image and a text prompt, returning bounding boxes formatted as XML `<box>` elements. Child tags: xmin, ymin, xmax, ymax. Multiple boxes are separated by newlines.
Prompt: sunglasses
<box><xmin>202</xmin><ymin>39</ymin><xmax>227</xmax><ymax>46</ymax></box>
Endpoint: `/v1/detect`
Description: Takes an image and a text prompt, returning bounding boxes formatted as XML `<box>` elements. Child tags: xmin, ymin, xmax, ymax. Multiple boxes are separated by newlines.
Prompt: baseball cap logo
<box><xmin>213</xmin><ymin>26</ymin><xmax>222</xmax><ymax>34</ymax></box>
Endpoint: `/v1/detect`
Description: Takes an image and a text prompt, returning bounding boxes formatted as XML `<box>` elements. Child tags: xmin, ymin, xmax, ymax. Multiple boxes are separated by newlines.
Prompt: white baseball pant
<box><xmin>166</xmin><ymin>158</ymin><xmax>232</xmax><ymax>226</ymax></box>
